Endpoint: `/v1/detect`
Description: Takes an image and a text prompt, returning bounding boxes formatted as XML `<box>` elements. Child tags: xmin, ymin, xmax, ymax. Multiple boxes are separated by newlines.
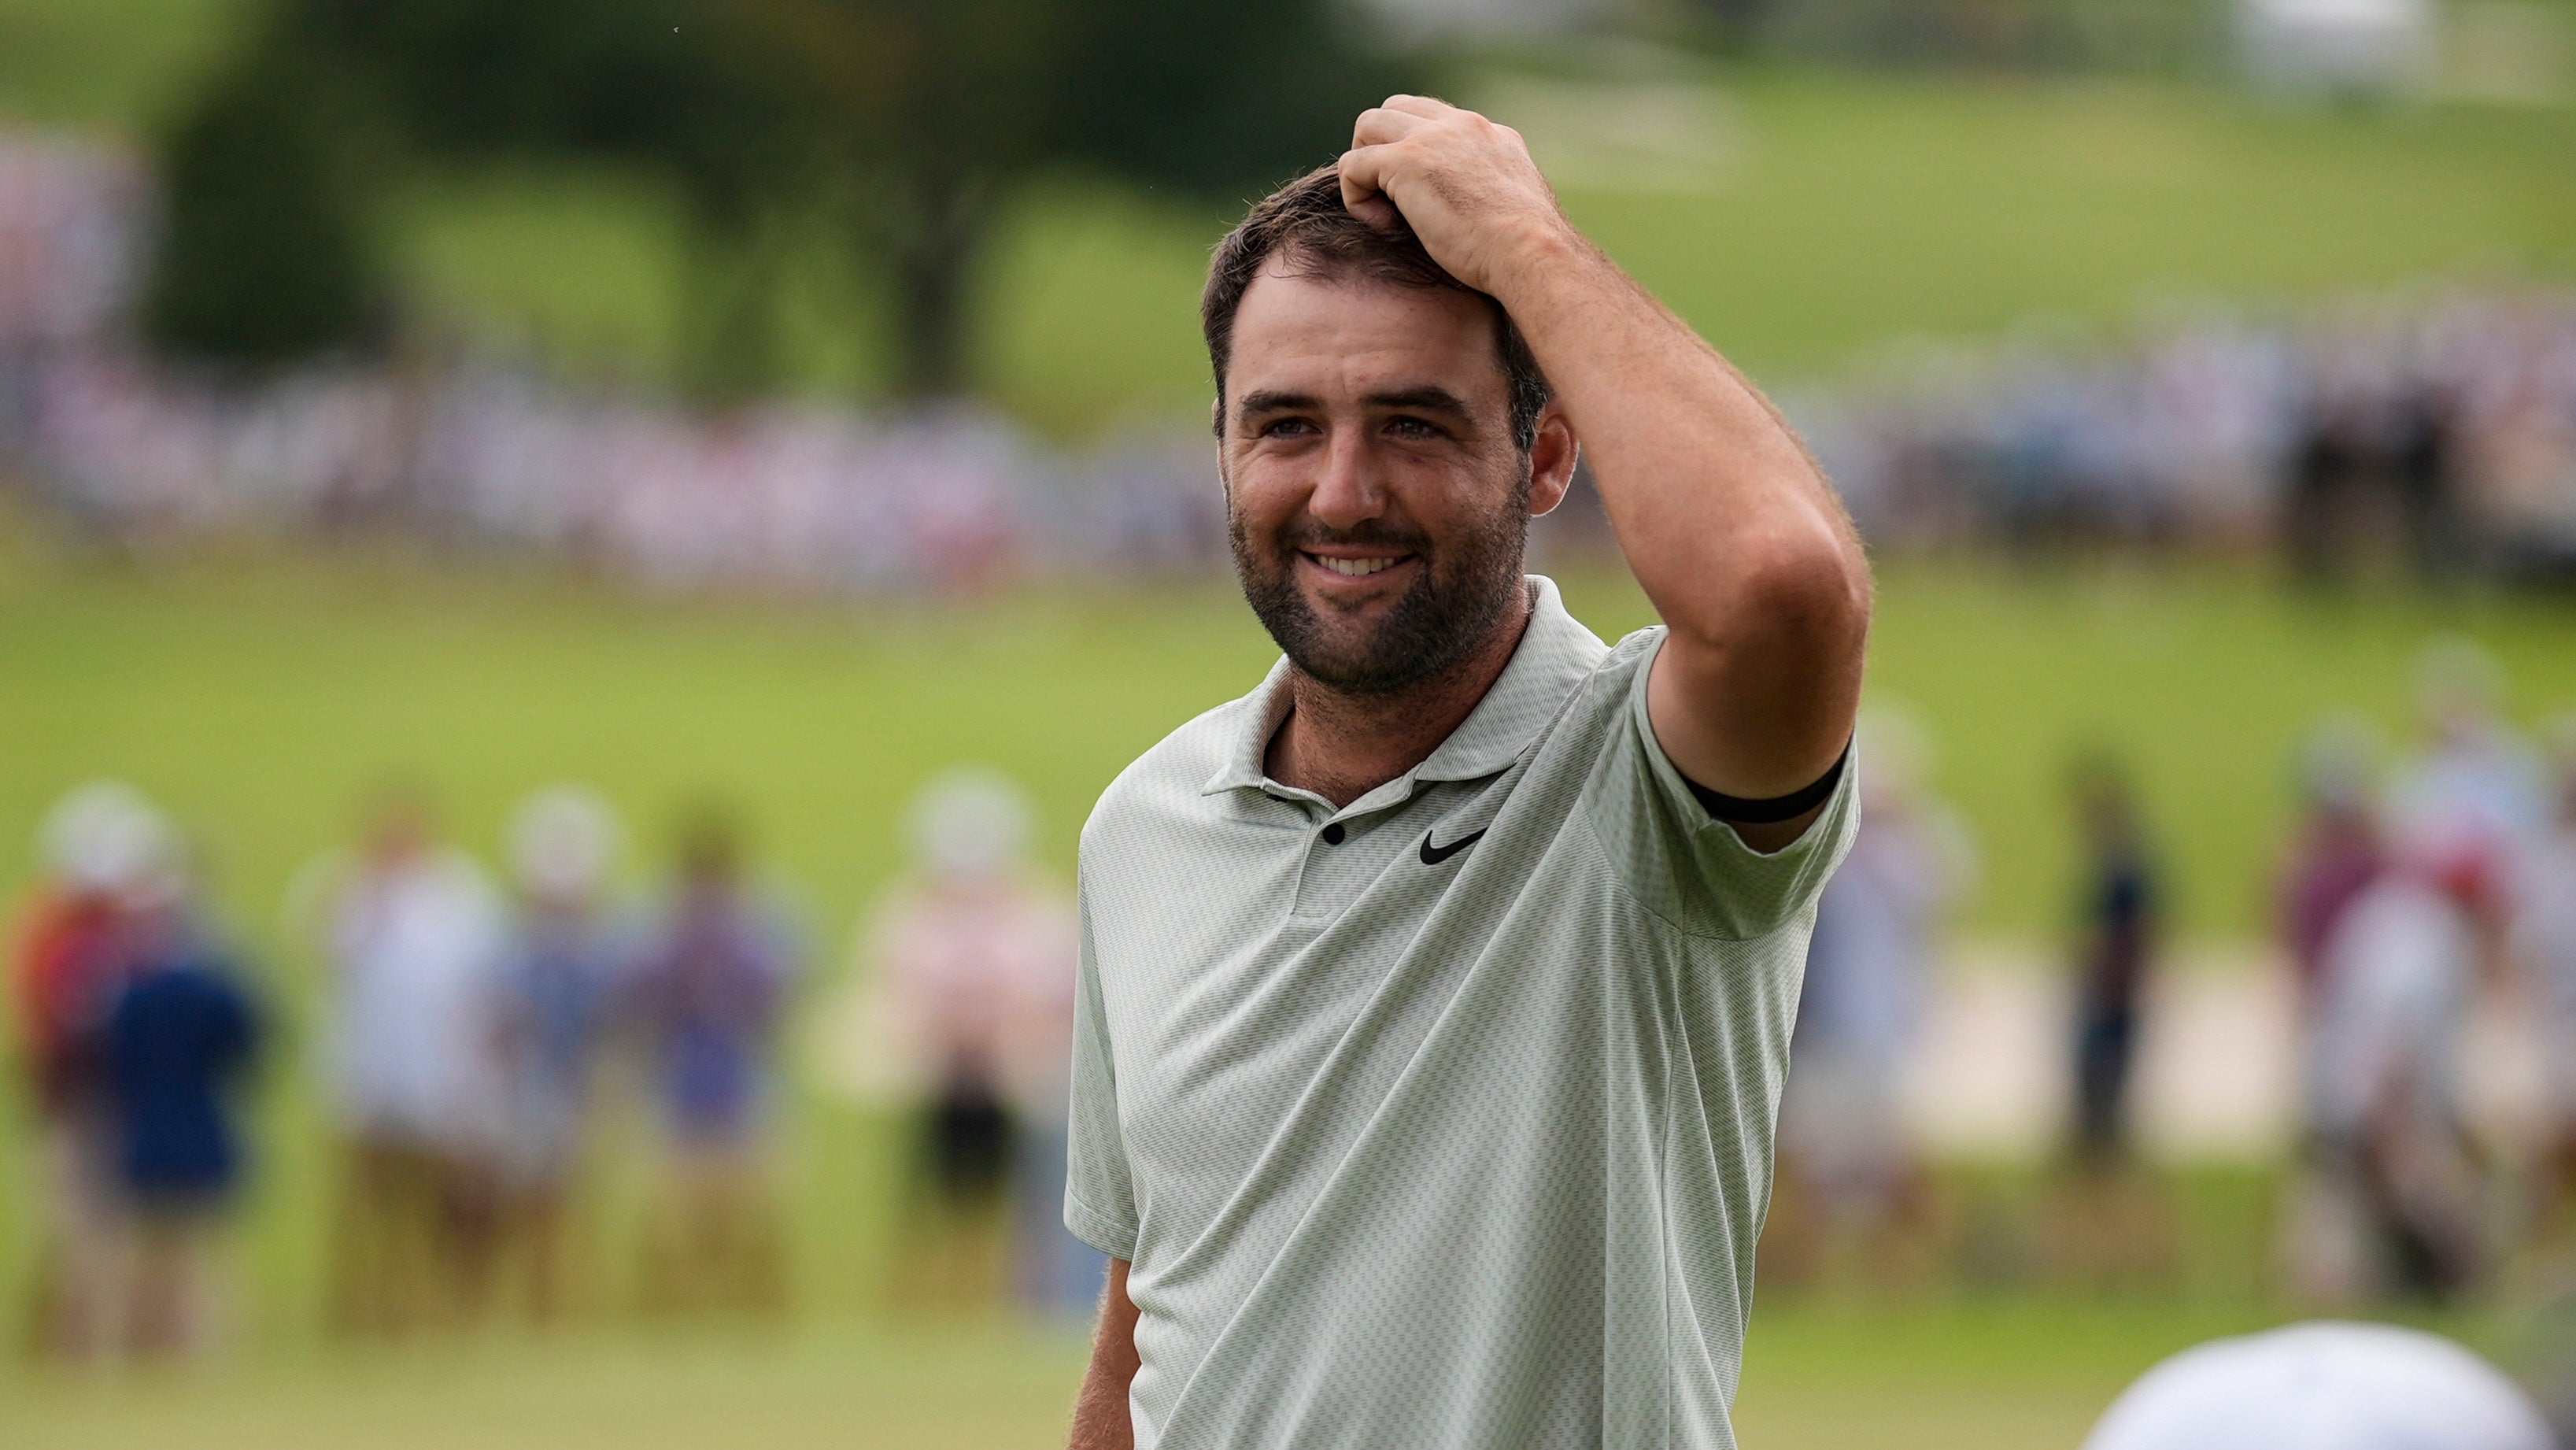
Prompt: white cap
<box><xmin>39</xmin><ymin>780</ymin><xmax>175</xmax><ymax>897</ymax></box>
<box><xmin>909</xmin><ymin>768</ymin><xmax>1033</xmax><ymax>882</ymax></box>
<box><xmin>509</xmin><ymin>786</ymin><xmax>622</xmax><ymax>904</ymax></box>
<box><xmin>2084</xmin><ymin>1322</ymin><xmax>2553</xmax><ymax>1450</ymax></box>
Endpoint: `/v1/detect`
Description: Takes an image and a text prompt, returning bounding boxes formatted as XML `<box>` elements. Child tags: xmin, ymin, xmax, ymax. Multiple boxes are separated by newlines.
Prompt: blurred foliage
<box><xmin>139</xmin><ymin>39</ymin><xmax>386</xmax><ymax>370</ymax></box>
<box><xmin>1671</xmin><ymin>0</ymin><xmax>2228</xmax><ymax>73</ymax></box>
<box><xmin>138</xmin><ymin>0</ymin><xmax>1412</xmax><ymax>401</ymax></box>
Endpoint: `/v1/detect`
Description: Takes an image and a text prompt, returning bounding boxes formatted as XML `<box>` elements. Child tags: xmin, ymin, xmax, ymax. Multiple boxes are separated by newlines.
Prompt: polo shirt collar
<box><xmin>1201</xmin><ymin>575</ymin><xmax>1608</xmax><ymax>800</ymax></box>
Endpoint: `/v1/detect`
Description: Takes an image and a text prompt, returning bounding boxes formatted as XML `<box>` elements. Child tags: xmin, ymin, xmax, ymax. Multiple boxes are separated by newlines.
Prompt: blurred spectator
<box><xmin>868</xmin><ymin>769</ymin><xmax>1095</xmax><ymax>1316</ymax></box>
<box><xmin>2049</xmin><ymin>753</ymin><xmax>2176</xmax><ymax>1288</ymax></box>
<box><xmin>2068</xmin><ymin>756</ymin><xmax>2162</xmax><ymax>1166</ymax></box>
<box><xmin>98</xmin><ymin>838</ymin><xmax>262</xmax><ymax>1359</ymax></box>
<box><xmin>2273</xmin><ymin>718</ymin><xmax>2393</xmax><ymax>1301</ymax></box>
<box><xmin>2390</xmin><ymin>639</ymin><xmax>2545</xmax><ymax>890</ymax></box>
<box><xmin>1765</xmin><ymin>710</ymin><xmax>1973</xmax><ymax>1292</ymax></box>
<box><xmin>8</xmin><ymin>781</ymin><xmax>173</xmax><ymax>1359</ymax></box>
<box><xmin>2278</xmin><ymin>718</ymin><xmax>2389</xmax><ymax>1008</ymax></box>
<box><xmin>630</xmin><ymin>808</ymin><xmax>799</xmax><ymax>1318</ymax></box>
<box><xmin>302</xmin><ymin>786</ymin><xmax>509</xmax><ymax>1336</ymax></box>
<box><xmin>489</xmin><ymin>786</ymin><xmax>633</xmax><ymax>1325</ymax></box>
<box><xmin>2083</xmin><ymin>1322</ymin><xmax>2552</xmax><ymax>1450</ymax></box>
<box><xmin>2516</xmin><ymin>720</ymin><xmax>2576</xmax><ymax>1252</ymax></box>
<box><xmin>2306</xmin><ymin>821</ymin><xmax>2493</xmax><ymax>1301</ymax></box>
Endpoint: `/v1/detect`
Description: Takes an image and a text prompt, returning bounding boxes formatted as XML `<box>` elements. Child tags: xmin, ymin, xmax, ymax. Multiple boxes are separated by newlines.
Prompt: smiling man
<box><xmin>1062</xmin><ymin>98</ymin><xmax>1872</xmax><ymax>1450</ymax></box>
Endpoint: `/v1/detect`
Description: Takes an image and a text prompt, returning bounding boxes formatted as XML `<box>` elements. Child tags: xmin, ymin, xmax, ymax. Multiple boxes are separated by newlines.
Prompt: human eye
<box><xmin>1260</xmin><ymin>416</ymin><xmax>1318</xmax><ymax>438</ymax></box>
<box><xmin>1385</xmin><ymin>416</ymin><xmax>1442</xmax><ymax>441</ymax></box>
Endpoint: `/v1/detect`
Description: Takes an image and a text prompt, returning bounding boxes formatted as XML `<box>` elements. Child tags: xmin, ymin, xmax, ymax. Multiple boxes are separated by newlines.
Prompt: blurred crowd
<box><xmin>7</xmin><ymin>769</ymin><xmax>1100</xmax><ymax>1364</ymax></box>
<box><xmin>1759</xmin><ymin>640</ymin><xmax>2576</xmax><ymax>1310</ymax></box>
<box><xmin>2271</xmin><ymin>644</ymin><xmax>2576</xmax><ymax>1305</ymax></box>
<box><xmin>10</xmin><ymin>782</ymin><xmax>258</xmax><ymax>1359</ymax></box>
<box><xmin>7</xmin><ymin>130</ymin><xmax>2575</xmax><ymax>591</ymax></box>
<box><xmin>1795</xmin><ymin>294</ymin><xmax>2576</xmax><ymax>574</ymax></box>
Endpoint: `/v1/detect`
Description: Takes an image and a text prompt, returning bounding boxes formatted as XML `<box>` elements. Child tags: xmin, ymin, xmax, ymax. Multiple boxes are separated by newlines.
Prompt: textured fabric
<box><xmin>1067</xmin><ymin>575</ymin><xmax>1859</xmax><ymax>1450</ymax></box>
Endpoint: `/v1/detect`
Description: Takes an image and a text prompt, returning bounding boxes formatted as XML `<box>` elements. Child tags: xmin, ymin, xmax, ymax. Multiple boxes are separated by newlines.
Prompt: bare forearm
<box><xmin>1491</xmin><ymin>229</ymin><xmax>1860</xmax><ymax>653</ymax></box>
<box><xmin>1336</xmin><ymin>95</ymin><xmax>1869</xmax><ymax>796</ymax></box>
<box><xmin>1069</xmin><ymin>1260</ymin><xmax>1140</xmax><ymax>1450</ymax></box>
<box><xmin>1495</xmin><ymin>230</ymin><xmax>1869</xmax><ymax>795</ymax></box>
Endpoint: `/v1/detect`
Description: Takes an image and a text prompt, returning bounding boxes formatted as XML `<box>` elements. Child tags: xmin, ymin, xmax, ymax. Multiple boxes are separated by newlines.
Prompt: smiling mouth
<box><xmin>1304</xmin><ymin>553</ymin><xmax>1412</xmax><ymax>579</ymax></box>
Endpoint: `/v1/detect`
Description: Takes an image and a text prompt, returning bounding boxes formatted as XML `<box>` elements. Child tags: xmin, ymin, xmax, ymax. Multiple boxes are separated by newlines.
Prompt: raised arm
<box><xmin>1340</xmin><ymin>98</ymin><xmax>1871</xmax><ymax>847</ymax></box>
<box><xmin>1068</xmin><ymin>1258</ymin><xmax>1140</xmax><ymax>1449</ymax></box>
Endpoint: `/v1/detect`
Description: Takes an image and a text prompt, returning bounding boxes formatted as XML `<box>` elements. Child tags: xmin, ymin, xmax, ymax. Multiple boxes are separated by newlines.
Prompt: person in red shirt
<box><xmin>8</xmin><ymin>781</ymin><xmax>172</xmax><ymax>1360</ymax></box>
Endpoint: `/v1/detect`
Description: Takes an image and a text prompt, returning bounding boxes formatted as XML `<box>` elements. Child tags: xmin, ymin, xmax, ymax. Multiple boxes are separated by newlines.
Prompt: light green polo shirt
<box><xmin>1066</xmin><ymin>575</ymin><xmax>1858</xmax><ymax>1450</ymax></box>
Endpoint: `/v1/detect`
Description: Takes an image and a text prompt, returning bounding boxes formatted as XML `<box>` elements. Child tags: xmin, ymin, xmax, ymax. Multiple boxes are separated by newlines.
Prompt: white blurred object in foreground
<box><xmin>2085</xmin><ymin>1322</ymin><xmax>2551</xmax><ymax>1450</ymax></box>
<box><xmin>2238</xmin><ymin>0</ymin><xmax>2437</xmax><ymax>93</ymax></box>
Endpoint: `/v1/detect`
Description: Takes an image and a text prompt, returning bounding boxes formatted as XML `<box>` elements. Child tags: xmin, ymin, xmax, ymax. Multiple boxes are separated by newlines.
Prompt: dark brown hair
<box><xmin>1202</xmin><ymin>165</ymin><xmax>1551</xmax><ymax>453</ymax></box>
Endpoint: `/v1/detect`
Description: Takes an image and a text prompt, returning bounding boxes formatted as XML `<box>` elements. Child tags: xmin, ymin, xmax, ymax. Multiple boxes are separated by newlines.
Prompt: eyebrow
<box><xmin>1361</xmin><ymin>387</ymin><xmax>1474</xmax><ymax>421</ymax></box>
<box><xmin>1236</xmin><ymin>390</ymin><xmax>1321</xmax><ymax>420</ymax></box>
<box><xmin>1233</xmin><ymin>386</ymin><xmax>1478</xmax><ymax>424</ymax></box>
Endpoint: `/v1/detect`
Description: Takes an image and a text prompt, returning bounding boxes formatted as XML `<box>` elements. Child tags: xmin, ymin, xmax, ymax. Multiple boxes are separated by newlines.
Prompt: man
<box><xmin>1063</xmin><ymin>98</ymin><xmax>1869</xmax><ymax>1449</ymax></box>
<box><xmin>2519</xmin><ymin>723</ymin><xmax>2576</xmax><ymax>1248</ymax></box>
<box><xmin>872</xmin><ymin>768</ymin><xmax>1093</xmax><ymax>1314</ymax></box>
<box><xmin>98</xmin><ymin>842</ymin><xmax>262</xmax><ymax>1358</ymax></box>
<box><xmin>10</xmin><ymin>781</ymin><xmax>172</xmax><ymax>1359</ymax></box>
<box><xmin>629</xmin><ymin>808</ymin><xmax>798</xmax><ymax>1316</ymax></box>
<box><xmin>1765</xmin><ymin>709</ymin><xmax>1971</xmax><ymax>1290</ymax></box>
<box><xmin>309</xmin><ymin>787</ymin><xmax>509</xmax><ymax>1334</ymax></box>
<box><xmin>490</xmin><ymin>786</ymin><xmax>633</xmax><ymax>1323</ymax></box>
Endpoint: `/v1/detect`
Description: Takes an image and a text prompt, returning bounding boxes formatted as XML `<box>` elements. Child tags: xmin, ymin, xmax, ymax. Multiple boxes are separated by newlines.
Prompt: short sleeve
<box><xmin>1063</xmin><ymin>886</ymin><xmax>1139</xmax><ymax>1260</ymax></box>
<box><xmin>1581</xmin><ymin>629</ymin><xmax>1862</xmax><ymax>941</ymax></box>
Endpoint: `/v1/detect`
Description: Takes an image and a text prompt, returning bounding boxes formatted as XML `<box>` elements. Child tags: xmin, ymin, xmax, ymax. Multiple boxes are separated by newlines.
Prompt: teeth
<box><xmin>1318</xmin><ymin>556</ymin><xmax>1399</xmax><ymax>577</ymax></box>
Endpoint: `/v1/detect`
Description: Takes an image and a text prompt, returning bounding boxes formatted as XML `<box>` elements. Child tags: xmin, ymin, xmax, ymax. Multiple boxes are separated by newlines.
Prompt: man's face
<box><xmin>1220</xmin><ymin>261</ymin><xmax>1568</xmax><ymax>695</ymax></box>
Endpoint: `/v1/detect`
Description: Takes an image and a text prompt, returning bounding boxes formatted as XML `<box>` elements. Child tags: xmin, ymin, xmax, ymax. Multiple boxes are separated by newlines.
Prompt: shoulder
<box><xmin>1080</xmin><ymin>686</ymin><xmax>1262</xmax><ymax>856</ymax></box>
<box><xmin>1540</xmin><ymin>624</ymin><xmax>1665</xmax><ymax>749</ymax></box>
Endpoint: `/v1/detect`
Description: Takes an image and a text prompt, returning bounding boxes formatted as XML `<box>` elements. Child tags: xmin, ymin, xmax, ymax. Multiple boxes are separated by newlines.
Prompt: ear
<box><xmin>1525</xmin><ymin>404</ymin><xmax>1578</xmax><ymax>518</ymax></box>
<box><xmin>1210</xmin><ymin>395</ymin><xmax>1225</xmax><ymax>438</ymax></box>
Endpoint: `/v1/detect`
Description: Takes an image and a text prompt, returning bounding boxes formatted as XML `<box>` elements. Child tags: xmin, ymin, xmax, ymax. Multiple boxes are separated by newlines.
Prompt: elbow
<box><xmin>1669</xmin><ymin>520</ymin><xmax>1872</xmax><ymax>662</ymax></box>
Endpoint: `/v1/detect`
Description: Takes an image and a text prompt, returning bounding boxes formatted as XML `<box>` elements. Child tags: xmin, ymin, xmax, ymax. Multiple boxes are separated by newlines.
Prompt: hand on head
<box><xmin>1337</xmin><ymin>96</ymin><xmax>1572</xmax><ymax>299</ymax></box>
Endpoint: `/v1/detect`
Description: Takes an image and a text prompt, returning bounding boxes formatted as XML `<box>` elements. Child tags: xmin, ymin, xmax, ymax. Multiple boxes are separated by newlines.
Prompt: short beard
<box><xmin>1229</xmin><ymin>469</ymin><xmax>1533</xmax><ymax>697</ymax></box>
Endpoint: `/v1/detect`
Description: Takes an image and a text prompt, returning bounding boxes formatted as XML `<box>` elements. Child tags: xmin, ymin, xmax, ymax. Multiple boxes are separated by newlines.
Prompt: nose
<box><xmin>1306</xmin><ymin>424</ymin><xmax>1384</xmax><ymax>532</ymax></box>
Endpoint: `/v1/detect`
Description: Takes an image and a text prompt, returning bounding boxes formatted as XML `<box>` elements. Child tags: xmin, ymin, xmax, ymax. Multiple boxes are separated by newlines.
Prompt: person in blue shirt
<box><xmin>100</xmin><ymin>868</ymin><xmax>262</xmax><ymax>1357</ymax></box>
<box><xmin>490</xmin><ymin>786</ymin><xmax>634</xmax><ymax>1324</ymax></box>
<box><xmin>628</xmin><ymin>808</ymin><xmax>798</xmax><ymax>1316</ymax></box>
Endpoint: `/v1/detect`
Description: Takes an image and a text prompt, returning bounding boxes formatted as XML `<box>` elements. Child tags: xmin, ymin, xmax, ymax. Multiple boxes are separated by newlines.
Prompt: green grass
<box><xmin>5</xmin><ymin>546</ymin><xmax>2571</xmax><ymax>949</ymax></box>
<box><xmin>0</xmin><ymin>1300</ymin><xmax>2378</xmax><ymax>1450</ymax></box>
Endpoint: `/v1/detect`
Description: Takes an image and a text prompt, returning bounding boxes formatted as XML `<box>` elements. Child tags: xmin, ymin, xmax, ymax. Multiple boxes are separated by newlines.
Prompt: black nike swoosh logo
<box><xmin>1419</xmin><ymin>829</ymin><xmax>1486</xmax><ymax>866</ymax></box>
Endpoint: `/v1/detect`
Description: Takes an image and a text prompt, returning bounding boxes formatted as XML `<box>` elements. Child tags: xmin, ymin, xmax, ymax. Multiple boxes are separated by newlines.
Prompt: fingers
<box><xmin>1336</xmin><ymin>146</ymin><xmax>1403</xmax><ymax>232</ymax></box>
<box><xmin>1379</xmin><ymin>94</ymin><xmax>1458</xmax><ymax>120</ymax></box>
<box><xmin>1351</xmin><ymin>105</ymin><xmax>1430</xmax><ymax>149</ymax></box>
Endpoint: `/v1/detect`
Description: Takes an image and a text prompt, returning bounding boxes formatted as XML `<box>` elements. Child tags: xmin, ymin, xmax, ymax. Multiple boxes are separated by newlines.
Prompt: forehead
<box><xmin>1226</xmin><ymin>259</ymin><xmax>1506</xmax><ymax>409</ymax></box>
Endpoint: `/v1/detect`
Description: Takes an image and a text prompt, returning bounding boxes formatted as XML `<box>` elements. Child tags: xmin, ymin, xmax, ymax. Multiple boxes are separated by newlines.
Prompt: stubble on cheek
<box><xmin>1223</xmin><ymin>461</ymin><xmax>1532</xmax><ymax>697</ymax></box>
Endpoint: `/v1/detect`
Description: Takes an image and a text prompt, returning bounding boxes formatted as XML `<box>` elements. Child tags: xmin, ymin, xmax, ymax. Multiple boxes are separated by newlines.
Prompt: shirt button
<box><xmin>1321</xmin><ymin>823</ymin><xmax>1346</xmax><ymax>845</ymax></box>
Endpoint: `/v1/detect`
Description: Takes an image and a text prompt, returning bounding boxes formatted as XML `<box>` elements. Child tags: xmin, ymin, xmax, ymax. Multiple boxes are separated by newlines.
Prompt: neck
<box><xmin>1266</xmin><ymin>584</ymin><xmax>1532</xmax><ymax>808</ymax></box>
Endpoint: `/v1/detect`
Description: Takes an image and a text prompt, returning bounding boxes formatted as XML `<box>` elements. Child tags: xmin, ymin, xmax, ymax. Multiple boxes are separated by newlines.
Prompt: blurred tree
<box><xmin>282</xmin><ymin>0</ymin><xmax>811</xmax><ymax>402</ymax></box>
<box><xmin>730</xmin><ymin>0</ymin><xmax>1414</xmax><ymax>398</ymax></box>
<box><xmin>141</xmin><ymin>43</ymin><xmax>387</xmax><ymax>371</ymax></box>
<box><xmin>144</xmin><ymin>0</ymin><xmax>1410</xmax><ymax>403</ymax></box>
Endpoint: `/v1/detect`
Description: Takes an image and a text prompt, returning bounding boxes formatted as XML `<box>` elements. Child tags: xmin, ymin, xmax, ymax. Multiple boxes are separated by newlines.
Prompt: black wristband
<box><xmin>1686</xmin><ymin>743</ymin><xmax>1850</xmax><ymax>824</ymax></box>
